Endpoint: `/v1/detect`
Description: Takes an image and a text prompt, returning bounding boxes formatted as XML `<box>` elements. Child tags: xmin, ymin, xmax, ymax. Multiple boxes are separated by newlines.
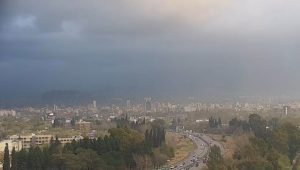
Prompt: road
<box><xmin>169</xmin><ymin>132</ymin><xmax>223</xmax><ymax>170</ymax></box>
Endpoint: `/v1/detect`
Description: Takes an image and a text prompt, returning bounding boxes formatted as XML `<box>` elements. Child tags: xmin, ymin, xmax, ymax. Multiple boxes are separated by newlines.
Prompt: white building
<box><xmin>10</xmin><ymin>134</ymin><xmax>83</xmax><ymax>149</ymax></box>
<box><xmin>0</xmin><ymin>110</ymin><xmax>16</xmax><ymax>117</ymax></box>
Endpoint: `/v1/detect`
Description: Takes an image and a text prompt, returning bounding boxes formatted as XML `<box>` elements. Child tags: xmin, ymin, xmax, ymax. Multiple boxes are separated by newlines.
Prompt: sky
<box><xmin>1</xmin><ymin>0</ymin><xmax>300</xmax><ymax>102</ymax></box>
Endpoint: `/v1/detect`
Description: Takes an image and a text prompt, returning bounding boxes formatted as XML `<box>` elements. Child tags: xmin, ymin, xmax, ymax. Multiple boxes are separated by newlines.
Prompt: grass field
<box><xmin>278</xmin><ymin>155</ymin><xmax>291</xmax><ymax>170</ymax></box>
<box><xmin>166</xmin><ymin>132</ymin><xmax>196</xmax><ymax>165</ymax></box>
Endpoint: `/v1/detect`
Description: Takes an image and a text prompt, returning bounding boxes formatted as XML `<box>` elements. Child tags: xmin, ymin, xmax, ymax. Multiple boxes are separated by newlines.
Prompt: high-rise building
<box><xmin>283</xmin><ymin>106</ymin><xmax>290</xmax><ymax>116</ymax></box>
<box><xmin>144</xmin><ymin>97</ymin><xmax>152</xmax><ymax>112</ymax></box>
<box><xmin>126</xmin><ymin>100</ymin><xmax>131</xmax><ymax>108</ymax></box>
<box><xmin>53</xmin><ymin>105</ymin><xmax>58</xmax><ymax>111</ymax></box>
<box><xmin>93</xmin><ymin>100</ymin><xmax>97</xmax><ymax>109</ymax></box>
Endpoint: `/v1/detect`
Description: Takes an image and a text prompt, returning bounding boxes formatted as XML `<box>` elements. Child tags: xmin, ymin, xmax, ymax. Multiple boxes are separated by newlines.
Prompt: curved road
<box><xmin>170</xmin><ymin>132</ymin><xmax>224</xmax><ymax>170</ymax></box>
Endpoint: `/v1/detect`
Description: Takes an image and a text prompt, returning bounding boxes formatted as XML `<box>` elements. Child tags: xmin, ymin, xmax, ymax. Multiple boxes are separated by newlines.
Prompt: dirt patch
<box><xmin>166</xmin><ymin>132</ymin><xmax>196</xmax><ymax>165</ymax></box>
<box><xmin>208</xmin><ymin>134</ymin><xmax>249</xmax><ymax>159</ymax></box>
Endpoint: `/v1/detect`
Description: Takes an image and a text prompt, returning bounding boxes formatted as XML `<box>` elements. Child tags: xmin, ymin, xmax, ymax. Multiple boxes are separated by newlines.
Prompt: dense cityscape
<box><xmin>0</xmin><ymin>96</ymin><xmax>300</xmax><ymax>169</ymax></box>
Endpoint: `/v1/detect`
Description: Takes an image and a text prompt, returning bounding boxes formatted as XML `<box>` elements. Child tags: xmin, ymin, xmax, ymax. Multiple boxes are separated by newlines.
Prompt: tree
<box><xmin>142</xmin><ymin>118</ymin><xmax>146</xmax><ymax>125</ymax></box>
<box><xmin>229</xmin><ymin>117</ymin><xmax>239</xmax><ymax>127</ymax></box>
<box><xmin>146</xmin><ymin>127</ymin><xmax>166</xmax><ymax>148</ymax></box>
<box><xmin>268</xmin><ymin>118</ymin><xmax>279</xmax><ymax>130</ymax></box>
<box><xmin>151</xmin><ymin>119</ymin><xmax>166</xmax><ymax>129</ymax></box>
<box><xmin>249</xmin><ymin>114</ymin><xmax>266</xmax><ymax>138</ymax></box>
<box><xmin>74</xmin><ymin>149</ymin><xmax>106</xmax><ymax>170</ymax></box>
<box><xmin>209</xmin><ymin>116</ymin><xmax>221</xmax><ymax>128</ymax></box>
<box><xmin>11</xmin><ymin>147</ymin><xmax>17</xmax><ymax>170</ymax></box>
<box><xmin>3</xmin><ymin>143</ymin><xmax>10</xmax><ymax>170</ymax></box>
<box><xmin>10</xmin><ymin>126</ymin><xmax>173</xmax><ymax>170</ymax></box>
<box><xmin>207</xmin><ymin>145</ymin><xmax>224</xmax><ymax>170</ymax></box>
<box><xmin>133</xmin><ymin>154</ymin><xmax>152</xmax><ymax>170</ymax></box>
<box><xmin>31</xmin><ymin>147</ymin><xmax>43</xmax><ymax>170</ymax></box>
<box><xmin>218</xmin><ymin>117</ymin><xmax>222</xmax><ymax>128</ymax></box>
<box><xmin>49</xmin><ymin>135</ymin><xmax>61</xmax><ymax>154</ymax></box>
<box><xmin>42</xmin><ymin>147</ymin><xmax>52</xmax><ymax>169</ymax></box>
<box><xmin>55</xmin><ymin>135</ymin><xmax>60</xmax><ymax>146</ymax></box>
<box><xmin>284</xmin><ymin>124</ymin><xmax>300</xmax><ymax>164</ymax></box>
<box><xmin>70</xmin><ymin>117</ymin><xmax>76</xmax><ymax>127</ymax></box>
<box><xmin>151</xmin><ymin>149</ymin><xmax>168</xmax><ymax>169</ymax></box>
<box><xmin>15</xmin><ymin>149</ymin><xmax>27</xmax><ymax>170</ymax></box>
<box><xmin>271</xmin><ymin>128</ymin><xmax>289</xmax><ymax>154</ymax></box>
<box><xmin>171</xmin><ymin>118</ymin><xmax>177</xmax><ymax>131</ymax></box>
<box><xmin>266</xmin><ymin>149</ymin><xmax>280</xmax><ymax>170</ymax></box>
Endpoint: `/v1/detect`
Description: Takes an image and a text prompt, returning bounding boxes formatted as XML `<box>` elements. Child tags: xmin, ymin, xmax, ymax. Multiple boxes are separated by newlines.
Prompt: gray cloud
<box><xmin>1</xmin><ymin>0</ymin><xmax>300</xmax><ymax>101</ymax></box>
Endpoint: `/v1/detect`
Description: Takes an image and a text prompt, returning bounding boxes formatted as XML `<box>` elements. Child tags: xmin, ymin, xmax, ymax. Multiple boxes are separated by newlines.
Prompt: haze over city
<box><xmin>1</xmin><ymin>0</ymin><xmax>300</xmax><ymax>105</ymax></box>
<box><xmin>3</xmin><ymin>1</ymin><xmax>300</xmax><ymax>170</ymax></box>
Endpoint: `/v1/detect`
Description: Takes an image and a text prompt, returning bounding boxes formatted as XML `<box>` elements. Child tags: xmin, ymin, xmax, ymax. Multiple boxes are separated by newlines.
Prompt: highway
<box><xmin>169</xmin><ymin>132</ymin><xmax>223</xmax><ymax>170</ymax></box>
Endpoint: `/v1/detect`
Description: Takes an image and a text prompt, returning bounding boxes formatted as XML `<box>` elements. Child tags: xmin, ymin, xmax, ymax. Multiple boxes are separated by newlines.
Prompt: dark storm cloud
<box><xmin>1</xmin><ymin>0</ymin><xmax>300</xmax><ymax>100</ymax></box>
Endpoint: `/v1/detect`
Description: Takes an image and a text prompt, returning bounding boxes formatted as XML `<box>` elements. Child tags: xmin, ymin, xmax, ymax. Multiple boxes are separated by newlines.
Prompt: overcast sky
<box><xmin>1</xmin><ymin>0</ymin><xmax>300</xmax><ymax>100</ymax></box>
